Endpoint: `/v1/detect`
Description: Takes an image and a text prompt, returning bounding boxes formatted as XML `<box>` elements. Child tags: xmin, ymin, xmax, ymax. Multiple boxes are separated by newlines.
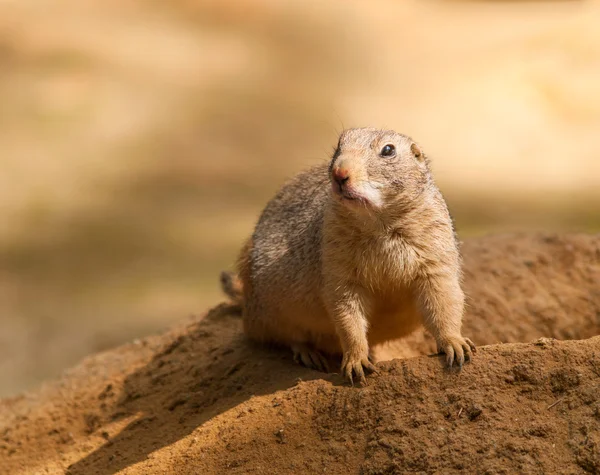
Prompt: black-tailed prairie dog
<box><xmin>222</xmin><ymin>127</ymin><xmax>475</xmax><ymax>384</ymax></box>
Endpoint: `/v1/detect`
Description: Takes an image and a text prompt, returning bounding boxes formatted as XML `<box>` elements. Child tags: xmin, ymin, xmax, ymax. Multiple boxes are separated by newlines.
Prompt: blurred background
<box><xmin>1</xmin><ymin>0</ymin><xmax>599</xmax><ymax>397</ymax></box>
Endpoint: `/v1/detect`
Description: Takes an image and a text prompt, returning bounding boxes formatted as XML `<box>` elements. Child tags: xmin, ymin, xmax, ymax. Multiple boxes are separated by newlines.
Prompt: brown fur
<box><xmin>222</xmin><ymin>128</ymin><xmax>475</xmax><ymax>383</ymax></box>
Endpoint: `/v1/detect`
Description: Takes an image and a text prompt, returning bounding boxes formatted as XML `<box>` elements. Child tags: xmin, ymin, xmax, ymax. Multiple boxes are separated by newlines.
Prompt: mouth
<box><xmin>331</xmin><ymin>181</ymin><xmax>370</xmax><ymax>206</ymax></box>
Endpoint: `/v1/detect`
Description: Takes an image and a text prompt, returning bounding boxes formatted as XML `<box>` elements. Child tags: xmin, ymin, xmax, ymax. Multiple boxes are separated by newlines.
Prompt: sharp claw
<box><xmin>464</xmin><ymin>346</ymin><xmax>473</xmax><ymax>363</ymax></box>
<box><xmin>355</xmin><ymin>368</ymin><xmax>365</xmax><ymax>386</ymax></box>
<box><xmin>292</xmin><ymin>346</ymin><xmax>330</xmax><ymax>372</ymax></box>
<box><xmin>457</xmin><ymin>352</ymin><xmax>465</xmax><ymax>368</ymax></box>
<box><xmin>311</xmin><ymin>353</ymin><xmax>324</xmax><ymax>372</ymax></box>
<box><xmin>467</xmin><ymin>338</ymin><xmax>477</xmax><ymax>352</ymax></box>
<box><xmin>345</xmin><ymin>365</ymin><xmax>354</xmax><ymax>386</ymax></box>
<box><xmin>438</xmin><ymin>338</ymin><xmax>476</xmax><ymax>370</ymax></box>
<box><xmin>342</xmin><ymin>352</ymin><xmax>378</xmax><ymax>385</ymax></box>
<box><xmin>366</xmin><ymin>362</ymin><xmax>378</xmax><ymax>374</ymax></box>
<box><xmin>445</xmin><ymin>345</ymin><xmax>455</xmax><ymax>368</ymax></box>
<box><xmin>354</xmin><ymin>367</ymin><xmax>363</xmax><ymax>383</ymax></box>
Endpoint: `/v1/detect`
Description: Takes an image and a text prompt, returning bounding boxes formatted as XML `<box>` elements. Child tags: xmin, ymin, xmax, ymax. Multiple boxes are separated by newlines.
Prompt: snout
<box><xmin>332</xmin><ymin>166</ymin><xmax>350</xmax><ymax>190</ymax></box>
<box><xmin>329</xmin><ymin>158</ymin><xmax>383</xmax><ymax>209</ymax></box>
<box><xmin>330</xmin><ymin>161</ymin><xmax>363</xmax><ymax>203</ymax></box>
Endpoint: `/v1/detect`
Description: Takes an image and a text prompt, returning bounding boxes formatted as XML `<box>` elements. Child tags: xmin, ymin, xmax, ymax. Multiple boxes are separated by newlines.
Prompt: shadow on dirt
<box><xmin>65</xmin><ymin>304</ymin><xmax>342</xmax><ymax>474</ymax></box>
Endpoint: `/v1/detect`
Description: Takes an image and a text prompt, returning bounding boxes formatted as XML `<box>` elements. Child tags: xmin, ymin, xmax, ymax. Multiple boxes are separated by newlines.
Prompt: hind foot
<box><xmin>291</xmin><ymin>344</ymin><xmax>330</xmax><ymax>373</ymax></box>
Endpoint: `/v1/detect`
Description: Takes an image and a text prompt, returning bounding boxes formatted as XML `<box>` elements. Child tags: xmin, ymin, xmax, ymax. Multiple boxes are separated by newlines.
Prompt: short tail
<box><xmin>220</xmin><ymin>271</ymin><xmax>244</xmax><ymax>305</ymax></box>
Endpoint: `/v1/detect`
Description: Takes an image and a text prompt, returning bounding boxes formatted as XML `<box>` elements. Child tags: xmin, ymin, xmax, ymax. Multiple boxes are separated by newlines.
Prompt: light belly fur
<box><xmin>281</xmin><ymin>286</ymin><xmax>423</xmax><ymax>352</ymax></box>
<box><xmin>366</xmin><ymin>287</ymin><xmax>423</xmax><ymax>347</ymax></box>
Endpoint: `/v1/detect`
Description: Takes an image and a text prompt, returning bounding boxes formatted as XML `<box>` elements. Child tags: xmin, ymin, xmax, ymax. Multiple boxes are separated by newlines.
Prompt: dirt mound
<box><xmin>1</xmin><ymin>233</ymin><xmax>599</xmax><ymax>474</ymax></box>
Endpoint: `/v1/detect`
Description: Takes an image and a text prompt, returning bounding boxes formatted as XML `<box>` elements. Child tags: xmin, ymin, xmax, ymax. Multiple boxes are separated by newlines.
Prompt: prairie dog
<box><xmin>222</xmin><ymin>127</ymin><xmax>475</xmax><ymax>383</ymax></box>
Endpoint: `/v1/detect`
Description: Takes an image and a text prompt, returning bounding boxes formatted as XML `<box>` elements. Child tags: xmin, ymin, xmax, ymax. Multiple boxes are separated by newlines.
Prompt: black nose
<box><xmin>333</xmin><ymin>167</ymin><xmax>350</xmax><ymax>187</ymax></box>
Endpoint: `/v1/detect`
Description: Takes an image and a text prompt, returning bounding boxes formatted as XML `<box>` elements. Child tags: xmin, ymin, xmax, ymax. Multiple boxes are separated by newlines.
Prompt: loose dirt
<box><xmin>1</xmin><ymin>233</ymin><xmax>599</xmax><ymax>474</ymax></box>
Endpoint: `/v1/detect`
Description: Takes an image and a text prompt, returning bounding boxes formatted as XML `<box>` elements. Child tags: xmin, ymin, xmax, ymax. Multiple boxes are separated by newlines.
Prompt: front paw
<box><xmin>341</xmin><ymin>348</ymin><xmax>378</xmax><ymax>385</ymax></box>
<box><xmin>437</xmin><ymin>335</ymin><xmax>476</xmax><ymax>369</ymax></box>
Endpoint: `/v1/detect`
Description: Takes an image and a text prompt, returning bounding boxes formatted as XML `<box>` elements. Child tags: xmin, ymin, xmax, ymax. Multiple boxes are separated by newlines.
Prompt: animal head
<box><xmin>329</xmin><ymin>128</ymin><xmax>431</xmax><ymax>212</ymax></box>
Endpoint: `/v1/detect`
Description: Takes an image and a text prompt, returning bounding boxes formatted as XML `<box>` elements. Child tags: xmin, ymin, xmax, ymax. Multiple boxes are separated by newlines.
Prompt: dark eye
<box><xmin>380</xmin><ymin>144</ymin><xmax>396</xmax><ymax>158</ymax></box>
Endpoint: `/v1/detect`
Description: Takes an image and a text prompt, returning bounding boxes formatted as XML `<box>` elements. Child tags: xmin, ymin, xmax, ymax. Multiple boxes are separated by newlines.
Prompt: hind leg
<box><xmin>244</xmin><ymin>313</ymin><xmax>331</xmax><ymax>373</ymax></box>
<box><xmin>291</xmin><ymin>343</ymin><xmax>330</xmax><ymax>373</ymax></box>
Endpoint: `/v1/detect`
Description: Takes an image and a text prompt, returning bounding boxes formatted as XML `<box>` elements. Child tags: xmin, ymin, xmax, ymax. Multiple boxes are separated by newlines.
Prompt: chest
<box><xmin>343</xmin><ymin>235</ymin><xmax>421</xmax><ymax>292</ymax></box>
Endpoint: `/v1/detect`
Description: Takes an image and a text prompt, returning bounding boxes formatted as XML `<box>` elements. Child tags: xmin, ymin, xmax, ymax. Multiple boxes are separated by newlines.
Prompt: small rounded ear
<box><xmin>410</xmin><ymin>143</ymin><xmax>424</xmax><ymax>161</ymax></box>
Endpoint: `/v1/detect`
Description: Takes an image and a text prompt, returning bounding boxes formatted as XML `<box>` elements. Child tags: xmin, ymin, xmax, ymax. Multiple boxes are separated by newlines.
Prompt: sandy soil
<box><xmin>1</xmin><ymin>233</ymin><xmax>599</xmax><ymax>474</ymax></box>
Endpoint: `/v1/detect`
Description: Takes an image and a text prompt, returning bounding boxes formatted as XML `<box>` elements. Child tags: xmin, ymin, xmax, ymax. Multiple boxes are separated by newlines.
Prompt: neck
<box><xmin>326</xmin><ymin>186</ymin><xmax>440</xmax><ymax>237</ymax></box>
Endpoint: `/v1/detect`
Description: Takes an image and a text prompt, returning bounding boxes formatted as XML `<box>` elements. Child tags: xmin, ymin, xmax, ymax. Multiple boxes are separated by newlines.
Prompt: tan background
<box><xmin>0</xmin><ymin>0</ymin><xmax>598</xmax><ymax>396</ymax></box>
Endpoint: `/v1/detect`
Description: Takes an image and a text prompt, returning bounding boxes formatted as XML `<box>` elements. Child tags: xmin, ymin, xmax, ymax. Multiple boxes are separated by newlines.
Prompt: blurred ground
<box><xmin>0</xmin><ymin>0</ymin><xmax>599</xmax><ymax>396</ymax></box>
